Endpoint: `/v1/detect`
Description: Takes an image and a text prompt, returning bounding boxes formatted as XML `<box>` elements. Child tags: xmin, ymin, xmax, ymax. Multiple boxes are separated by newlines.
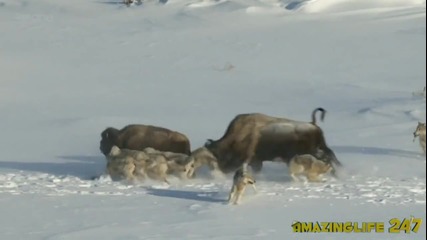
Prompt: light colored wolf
<box><xmin>413</xmin><ymin>122</ymin><xmax>426</xmax><ymax>154</ymax></box>
<box><xmin>143</xmin><ymin>147</ymin><xmax>195</xmax><ymax>181</ymax></box>
<box><xmin>106</xmin><ymin>146</ymin><xmax>148</xmax><ymax>183</ymax></box>
<box><xmin>288</xmin><ymin>152</ymin><xmax>333</xmax><ymax>182</ymax></box>
<box><xmin>185</xmin><ymin>147</ymin><xmax>222</xmax><ymax>179</ymax></box>
<box><xmin>106</xmin><ymin>146</ymin><xmax>195</xmax><ymax>184</ymax></box>
<box><xmin>228</xmin><ymin>164</ymin><xmax>257</xmax><ymax>205</ymax></box>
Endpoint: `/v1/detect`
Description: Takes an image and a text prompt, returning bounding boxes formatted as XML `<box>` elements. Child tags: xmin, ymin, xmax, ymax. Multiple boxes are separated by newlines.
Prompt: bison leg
<box><xmin>241</xmin><ymin>131</ymin><xmax>261</xmax><ymax>172</ymax></box>
<box><xmin>321</xmin><ymin>147</ymin><xmax>341</xmax><ymax>178</ymax></box>
<box><xmin>325</xmin><ymin>147</ymin><xmax>342</xmax><ymax>167</ymax></box>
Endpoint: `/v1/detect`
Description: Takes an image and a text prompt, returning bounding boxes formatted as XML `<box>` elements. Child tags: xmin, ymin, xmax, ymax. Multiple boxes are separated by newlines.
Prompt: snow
<box><xmin>0</xmin><ymin>0</ymin><xmax>426</xmax><ymax>239</ymax></box>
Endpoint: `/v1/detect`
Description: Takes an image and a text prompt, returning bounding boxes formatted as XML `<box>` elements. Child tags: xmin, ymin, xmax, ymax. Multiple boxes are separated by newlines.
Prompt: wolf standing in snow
<box><xmin>287</xmin><ymin>151</ymin><xmax>333</xmax><ymax>182</ymax></box>
<box><xmin>228</xmin><ymin>164</ymin><xmax>257</xmax><ymax>205</ymax></box>
<box><xmin>106</xmin><ymin>146</ymin><xmax>196</xmax><ymax>184</ymax></box>
<box><xmin>413</xmin><ymin>122</ymin><xmax>426</xmax><ymax>154</ymax></box>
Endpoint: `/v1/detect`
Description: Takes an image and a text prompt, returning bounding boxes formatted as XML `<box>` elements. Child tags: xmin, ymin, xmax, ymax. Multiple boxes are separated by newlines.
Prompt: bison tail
<box><xmin>311</xmin><ymin>107</ymin><xmax>326</xmax><ymax>125</ymax></box>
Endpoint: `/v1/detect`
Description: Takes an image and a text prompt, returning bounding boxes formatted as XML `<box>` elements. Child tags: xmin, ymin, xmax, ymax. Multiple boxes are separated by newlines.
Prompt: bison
<box><xmin>204</xmin><ymin>108</ymin><xmax>341</xmax><ymax>174</ymax></box>
<box><xmin>100</xmin><ymin>124</ymin><xmax>191</xmax><ymax>156</ymax></box>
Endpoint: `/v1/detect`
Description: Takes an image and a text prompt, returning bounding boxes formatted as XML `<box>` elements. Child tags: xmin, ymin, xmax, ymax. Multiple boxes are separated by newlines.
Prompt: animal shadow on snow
<box><xmin>0</xmin><ymin>155</ymin><xmax>105</xmax><ymax>180</ymax></box>
<box><xmin>95</xmin><ymin>1</ymin><xmax>134</xmax><ymax>6</ymax></box>
<box><xmin>145</xmin><ymin>187</ymin><xmax>225</xmax><ymax>203</ymax></box>
<box><xmin>95</xmin><ymin>0</ymin><xmax>168</xmax><ymax>5</ymax></box>
<box><xmin>332</xmin><ymin>145</ymin><xmax>422</xmax><ymax>159</ymax></box>
<box><xmin>284</xmin><ymin>1</ymin><xmax>309</xmax><ymax>11</ymax></box>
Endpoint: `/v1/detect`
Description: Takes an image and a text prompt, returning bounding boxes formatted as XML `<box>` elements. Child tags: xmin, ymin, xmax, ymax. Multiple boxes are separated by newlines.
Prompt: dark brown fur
<box><xmin>100</xmin><ymin>124</ymin><xmax>191</xmax><ymax>156</ymax></box>
<box><xmin>204</xmin><ymin>108</ymin><xmax>340</xmax><ymax>174</ymax></box>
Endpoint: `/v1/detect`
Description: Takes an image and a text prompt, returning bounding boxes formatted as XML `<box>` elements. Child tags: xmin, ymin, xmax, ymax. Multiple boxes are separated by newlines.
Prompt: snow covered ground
<box><xmin>0</xmin><ymin>0</ymin><xmax>426</xmax><ymax>239</ymax></box>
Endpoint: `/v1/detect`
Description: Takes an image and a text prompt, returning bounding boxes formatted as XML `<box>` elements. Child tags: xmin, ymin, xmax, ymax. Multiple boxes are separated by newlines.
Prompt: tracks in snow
<box><xmin>0</xmin><ymin>171</ymin><xmax>425</xmax><ymax>206</ymax></box>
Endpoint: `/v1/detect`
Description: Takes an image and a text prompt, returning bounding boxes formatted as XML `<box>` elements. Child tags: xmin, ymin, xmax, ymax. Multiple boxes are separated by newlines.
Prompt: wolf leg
<box><xmin>228</xmin><ymin>186</ymin><xmax>236</xmax><ymax>204</ymax></box>
<box><xmin>234</xmin><ymin>187</ymin><xmax>246</xmax><ymax>205</ymax></box>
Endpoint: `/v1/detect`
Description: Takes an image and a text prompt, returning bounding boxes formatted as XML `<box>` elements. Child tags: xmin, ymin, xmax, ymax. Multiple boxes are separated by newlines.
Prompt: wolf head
<box><xmin>413</xmin><ymin>122</ymin><xmax>426</xmax><ymax>141</ymax></box>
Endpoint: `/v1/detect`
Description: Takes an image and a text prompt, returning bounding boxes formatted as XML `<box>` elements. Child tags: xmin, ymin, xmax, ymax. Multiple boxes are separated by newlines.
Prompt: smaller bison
<box><xmin>100</xmin><ymin>124</ymin><xmax>191</xmax><ymax>156</ymax></box>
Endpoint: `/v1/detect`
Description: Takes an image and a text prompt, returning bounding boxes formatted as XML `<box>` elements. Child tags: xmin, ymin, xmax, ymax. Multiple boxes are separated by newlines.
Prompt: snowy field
<box><xmin>0</xmin><ymin>0</ymin><xmax>426</xmax><ymax>239</ymax></box>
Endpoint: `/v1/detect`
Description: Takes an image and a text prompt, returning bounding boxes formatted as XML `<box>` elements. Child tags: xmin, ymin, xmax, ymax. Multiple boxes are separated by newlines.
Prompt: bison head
<box><xmin>203</xmin><ymin>139</ymin><xmax>222</xmax><ymax>160</ymax></box>
<box><xmin>204</xmin><ymin>139</ymin><xmax>215</xmax><ymax>148</ymax></box>
<box><xmin>99</xmin><ymin>127</ymin><xmax>119</xmax><ymax>156</ymax></box>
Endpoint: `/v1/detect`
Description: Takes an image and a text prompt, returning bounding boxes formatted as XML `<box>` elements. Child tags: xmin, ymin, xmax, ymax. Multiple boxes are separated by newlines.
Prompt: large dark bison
<box><xmin>100</xmin><ymin>124</ymin><xmax>191</xmax><ymax>156</ymax></box>
<box><xmin>204</xmin><ymin>108</ymin><xmax>341</xmax><ymax>174</ymax></box>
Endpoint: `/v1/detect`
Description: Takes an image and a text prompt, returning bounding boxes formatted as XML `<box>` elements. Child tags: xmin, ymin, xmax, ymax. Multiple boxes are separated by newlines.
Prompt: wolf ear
<box><xmin>109</xmin><ymin>145</ymin><xmax>121</xmax><ymax>156</ymax></box>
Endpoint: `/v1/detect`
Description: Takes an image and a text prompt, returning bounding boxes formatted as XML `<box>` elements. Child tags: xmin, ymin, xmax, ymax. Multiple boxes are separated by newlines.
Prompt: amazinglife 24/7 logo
<box><xmin>292</xmin><ymin>217</ymin><xmax>423</xmax><ymax>234</ymax></box>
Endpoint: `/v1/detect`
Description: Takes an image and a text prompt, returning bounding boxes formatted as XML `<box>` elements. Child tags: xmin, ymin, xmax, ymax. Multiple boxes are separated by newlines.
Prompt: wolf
<box><xmin>413</xmin><ymin>122</ymin><xmax>426</xmax><ymax>154</ymax></box>
<box><xmin>228</xmin><ymin>164</ymin><xmax>257</xmax><ymax>205</ymax></box>
<box><xmin>106</xmin><ymin>145</ymin><xmax>148</xmax><ymax>183</ymax></box>
<box><xmin>288</xmin><ymin>152</ymin><xmax>333</xmax><ymax>182</ymax></box>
